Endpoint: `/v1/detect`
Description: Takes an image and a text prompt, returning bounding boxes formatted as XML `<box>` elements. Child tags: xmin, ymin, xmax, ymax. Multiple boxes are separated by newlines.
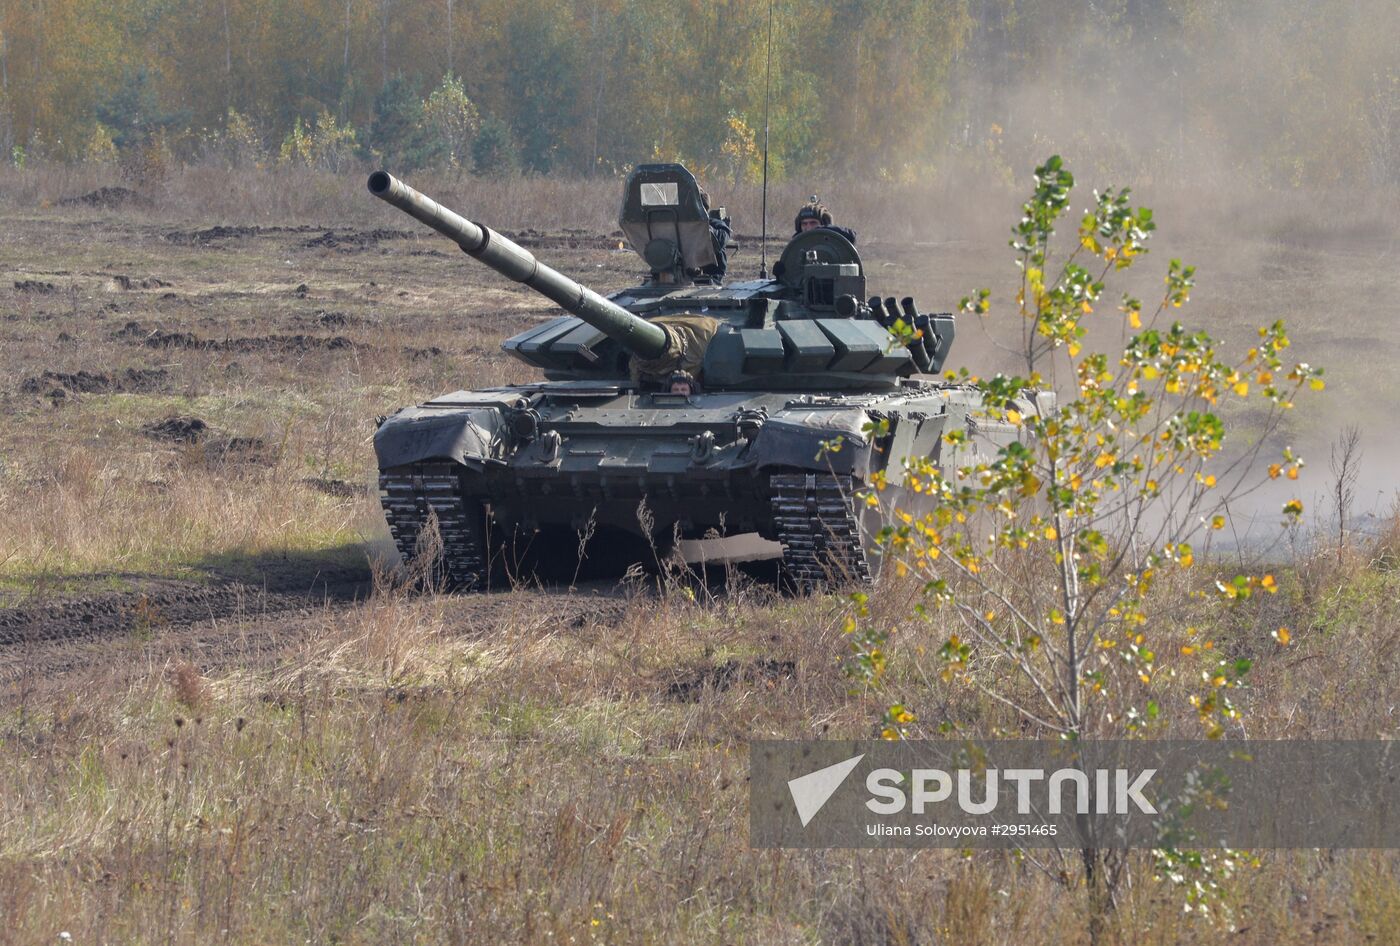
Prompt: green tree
<box><xmin>500</xmin><ymin>4</ymin><xmax>580</xmax><ymax>173</ymax></box>
<box><xmin>366</xmin><ymin>73</ymin><xmax>439</xmax><ymax>171</ymax></box>
<box><xmin>471</xmin><ymin>114</ymin><xmax>517</xmax><ymax>177</ymax></box>
<box><xmin>94</xmin><ymin>67</ymin><xmax>186</xmax><ymax>154</ymax></box>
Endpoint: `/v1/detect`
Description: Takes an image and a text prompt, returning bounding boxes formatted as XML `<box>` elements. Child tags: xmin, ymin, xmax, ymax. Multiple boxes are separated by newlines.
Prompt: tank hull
<box><xmin>374</xmin><ymin>379</ymin><xmax>1023</xmax><ymax>588</ymax></box>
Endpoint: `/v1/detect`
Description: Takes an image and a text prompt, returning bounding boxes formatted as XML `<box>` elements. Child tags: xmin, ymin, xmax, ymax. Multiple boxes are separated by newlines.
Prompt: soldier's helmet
<box><xmin>668</xmin><ymin>369</ymin><xmax>698</xmax><ymax>394</ymax></box>
<box><xmin>794</xmin><ymin>198</ymin><xmax>832</xmax><ymax>234</ymax></box>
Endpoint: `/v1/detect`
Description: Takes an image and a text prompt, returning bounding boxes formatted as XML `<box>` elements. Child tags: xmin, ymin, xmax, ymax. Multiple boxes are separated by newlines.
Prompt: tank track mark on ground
<box><xmin>379</xmin><ymin>462</ymin><xmax>487</xmax><ymax>591</ymax></box>
<box><xmin>769</xmin><ymin>473</ymin><xmax>872</xmax><ymax>588</ymax></box>
<box><xmin>0</xmin><ymin>575</ymin><xmax>372</xmax><ymax>648</ymax></box>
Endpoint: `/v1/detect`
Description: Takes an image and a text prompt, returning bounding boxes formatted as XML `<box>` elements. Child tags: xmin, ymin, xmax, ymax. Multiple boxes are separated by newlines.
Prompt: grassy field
<box><xmin>1</xmin><ymin>165</ymin><xmax>1399</xmax><ymax>944</ymax></box>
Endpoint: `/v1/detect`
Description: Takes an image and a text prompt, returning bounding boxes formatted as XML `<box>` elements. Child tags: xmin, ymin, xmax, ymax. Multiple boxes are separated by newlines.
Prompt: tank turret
<box><xmin>368</xmin><ymin>167</ymin><xmax>958</xmax><ymax>388</ymax></box>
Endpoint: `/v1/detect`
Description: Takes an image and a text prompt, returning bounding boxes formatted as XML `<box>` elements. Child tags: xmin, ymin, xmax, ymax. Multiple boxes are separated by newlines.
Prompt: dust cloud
<box><xmin>879</xmin><ymin>0</ymin><xmax>1400</xmax><ymax>537</ymax></box>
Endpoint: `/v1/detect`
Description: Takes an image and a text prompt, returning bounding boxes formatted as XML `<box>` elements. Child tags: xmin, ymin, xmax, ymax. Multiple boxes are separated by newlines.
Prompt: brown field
<box><xmin>1</xmin><ymin>166</ymin><xmax>1399</xmax><ymax>944</ymax></box>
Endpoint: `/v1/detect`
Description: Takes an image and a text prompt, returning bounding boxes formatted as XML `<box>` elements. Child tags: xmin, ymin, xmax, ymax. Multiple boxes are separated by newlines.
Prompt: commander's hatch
<box><xmin>775</xmin><ymin>228</ymin><xmax>865</xmax><ymax>313</ymax></box>
<box><xmin>619</xmin><ymin>163</ymin><xmax>717</xmax><ymax>284</ymax></box>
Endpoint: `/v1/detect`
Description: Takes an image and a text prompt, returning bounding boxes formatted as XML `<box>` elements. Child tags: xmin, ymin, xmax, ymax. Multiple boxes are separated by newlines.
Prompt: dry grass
<box><xmin>2</xmin><ymin>569</ymin><xmax>1399</xmax><ymax>944</ymax></box>
<box><xmin>0</xmin><ymin>446</ymin><xmax>372</xmax><ymax>592</ymax></box>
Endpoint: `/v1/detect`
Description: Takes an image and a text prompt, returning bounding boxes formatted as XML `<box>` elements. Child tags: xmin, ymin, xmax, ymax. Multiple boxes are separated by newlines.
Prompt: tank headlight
<box><xmin>512</xmin><ymin>409</ymin><xmax>542</xmax><ymax>441</ymax></box>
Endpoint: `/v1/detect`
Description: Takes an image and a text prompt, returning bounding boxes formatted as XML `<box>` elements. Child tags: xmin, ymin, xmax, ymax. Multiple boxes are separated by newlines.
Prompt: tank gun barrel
<box><xmin>367</xmin><ymin>170</ymin><xmax>670</xmax><ymax>360</ymax></box>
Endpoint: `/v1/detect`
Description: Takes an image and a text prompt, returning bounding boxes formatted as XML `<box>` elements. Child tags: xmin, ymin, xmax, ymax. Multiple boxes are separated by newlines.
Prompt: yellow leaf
<box><xmin>1310</xmin><ymin>378</ymin><xmax>1326</xmax><ymax>391</ymax></box>
<box><xmin>1007</xmin><ymin>409</ymin><xmax>1023</xmax><ymax>426</ymax></box>
<box><xmin>1233</xmin><ymin>380</ymin><xmax>1250</xmax><ymax>397</ymax></box>
<box><xmin>1274</xmin><ymin>627</ymin><xmax>1291</xmax><ymax>646</ymax></box>
<box><xmin>1044</xmin><ymin>525</ymin><xmax>1058</xmax><ymax>540</ymax></box>
<box><xmin>1129</xmin><ymin>310</ymin><xmax>1142</xmax><ymax>329</ymax></box>
<box><xmin>1211</xmin><ymin>515</ymin><xmax>1225</xmax><ymax>530</ymax></box>
<box><xmin>1068</xmin><ymin>342</ymin><xmax>1082</xmax><ymax>357</ymax></box>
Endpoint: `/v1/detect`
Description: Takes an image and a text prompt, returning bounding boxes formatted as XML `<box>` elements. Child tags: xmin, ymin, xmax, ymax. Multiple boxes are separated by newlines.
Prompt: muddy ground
<box><xmin>1</xmin><ymin>188</ymin><xmax>1395</xmax><ymax>687</ymax></box>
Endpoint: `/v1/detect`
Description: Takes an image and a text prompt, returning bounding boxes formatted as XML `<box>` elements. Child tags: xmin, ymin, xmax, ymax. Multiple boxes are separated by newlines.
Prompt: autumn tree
<box><xmin>847</xmin><ymin>155</ymin><xmax>1324</xmax><ymax>927</ymax></box>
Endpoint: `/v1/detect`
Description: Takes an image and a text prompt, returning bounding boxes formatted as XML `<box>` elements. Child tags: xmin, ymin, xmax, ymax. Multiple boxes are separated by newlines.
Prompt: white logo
<box><xmin>785</xmin><ymin>755</ymin><xmax>1157</xmax><ymax>829</ymax></box>
<box><xmin>787</xmin><ymin>754</ymin><xmax>865</xmax><ymax>827</ymax></box>
<box><xmin>865</xmin><ymin>767</ymin><xmax>1157</xmax><ymax>815</ymax></box>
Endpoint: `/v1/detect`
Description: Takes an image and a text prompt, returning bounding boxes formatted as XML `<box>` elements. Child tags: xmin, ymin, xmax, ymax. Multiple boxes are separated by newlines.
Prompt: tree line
<box><xmin>0</xmin><ymin>0</ymin><xmax>1396</xmax><ymax>186</ymax></box>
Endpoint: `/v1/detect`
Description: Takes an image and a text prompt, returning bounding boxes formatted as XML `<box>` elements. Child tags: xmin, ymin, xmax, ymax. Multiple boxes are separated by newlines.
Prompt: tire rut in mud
<box><xmin>0</xmin><ymin>580</ymin><xmax>632</xmax><ymax>690</ymax></box>
<box><xmin>0</xmin><ymin>570</ymin><xmax>372</xmax><ymax>648</ymax></box>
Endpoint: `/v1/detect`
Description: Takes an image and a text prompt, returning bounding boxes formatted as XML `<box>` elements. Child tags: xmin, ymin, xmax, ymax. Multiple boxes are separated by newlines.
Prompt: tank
<box><xmin>366</xmin><ymin>165</ymin><xmax>1036</xmax><ymax>589</ymax></box>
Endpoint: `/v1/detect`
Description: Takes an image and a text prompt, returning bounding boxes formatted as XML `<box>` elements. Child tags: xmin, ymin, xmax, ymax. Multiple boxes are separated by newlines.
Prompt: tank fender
<box><xmin>879</xmin><ymin>412</ymin><xmax>949</xmax><ymax>486</ymax></box>
<box><xmin>374</xmin><ymin>405</ymin><xmax>506</xmax><ymax>469</ymax></box>
<box><xmin>750</xmin><ymin>409</ymin><xmax>872</xmax><ymax>477</ymax></box>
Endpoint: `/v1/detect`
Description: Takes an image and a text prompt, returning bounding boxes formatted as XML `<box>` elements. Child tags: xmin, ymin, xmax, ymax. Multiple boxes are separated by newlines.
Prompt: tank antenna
<box><xmin>759</xmin><ymin>0</ymin><xmax>773</xmax><ymax>279</ymax></box>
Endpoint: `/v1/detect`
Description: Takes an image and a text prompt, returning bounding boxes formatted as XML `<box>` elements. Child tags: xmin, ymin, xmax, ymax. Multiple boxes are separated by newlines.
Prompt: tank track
<box><xmin>769</xmin><ymin>473</ymin><xmax>873</xmax><ymax>587</ymax></box>
<box><xmin>378</xmin><ymin>462</ymin><xmax>488</xmax><ymax>591</ymax></box>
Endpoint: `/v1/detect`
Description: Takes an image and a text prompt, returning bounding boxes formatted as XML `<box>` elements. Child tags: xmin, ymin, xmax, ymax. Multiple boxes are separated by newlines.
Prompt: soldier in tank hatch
<box><xmin>668</xmin><ymin>369</ymin><xmax>699</xmax><ymax>397</ymax></box>
<box><xmin>696</xmin><ymin>188</ymin><xmax>732</xmax><ymax>281</ymax></box>
<box><xmin>794</xmin><ymin>198</ymin><xmax>857</xmax><ymax>245</ymax></box>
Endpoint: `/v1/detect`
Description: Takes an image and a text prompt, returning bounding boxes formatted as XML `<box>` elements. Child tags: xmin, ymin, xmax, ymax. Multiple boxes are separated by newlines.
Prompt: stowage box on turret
<box><xmin>366</xmin><ymin>165</ymin><xmax>1035</xmax><ymax>587</ymax></box>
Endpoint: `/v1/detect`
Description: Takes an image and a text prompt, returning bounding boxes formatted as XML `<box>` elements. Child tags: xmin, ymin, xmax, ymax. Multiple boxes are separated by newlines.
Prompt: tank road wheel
<box><xmin>768</xmin><ymin>473</ymin><xmax>874</xmax><ymax>590</ymax></box>
<box><xmin>378</xmin><ymin>462</ymin><xmax>488</xmax><ymax>591</ymax></box>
